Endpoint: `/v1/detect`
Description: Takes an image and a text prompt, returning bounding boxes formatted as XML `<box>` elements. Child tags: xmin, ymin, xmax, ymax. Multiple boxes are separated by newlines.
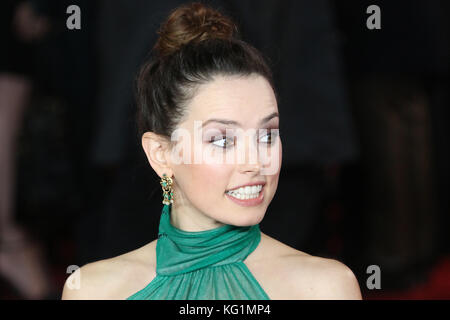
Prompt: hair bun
<box><xmin>154</xmin><ymin>2</ymin><xmax>238</xmax><ymax>59</ymax></box>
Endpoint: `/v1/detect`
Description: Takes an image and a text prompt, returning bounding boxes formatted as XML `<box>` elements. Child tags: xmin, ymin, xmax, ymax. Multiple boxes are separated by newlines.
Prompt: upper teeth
<box><xmin>226</xmin><ymin>185</ymin><xmax>263</xmax><ymax>195</ymax></box>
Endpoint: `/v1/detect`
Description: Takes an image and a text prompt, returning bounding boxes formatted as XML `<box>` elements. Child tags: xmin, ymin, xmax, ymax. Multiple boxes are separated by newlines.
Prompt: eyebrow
<box><xmin>201</xmin><ymin>111</ymin><xmax>279</xmax><ymax>128</ymax></box>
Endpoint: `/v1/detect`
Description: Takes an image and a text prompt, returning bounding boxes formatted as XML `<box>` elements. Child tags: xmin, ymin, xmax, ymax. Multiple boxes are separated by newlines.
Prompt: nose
<box><xmin>237</xmin><ymin>134</ymin><xmax>262</xmax><ymax>173</ymax></box>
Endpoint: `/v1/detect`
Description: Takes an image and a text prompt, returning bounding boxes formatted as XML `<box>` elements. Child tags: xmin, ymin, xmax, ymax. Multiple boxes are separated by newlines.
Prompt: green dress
<box><xmin>127</xmin><ymin>204</ymin><xmax>270</xmax><ymax>300</ymax></box>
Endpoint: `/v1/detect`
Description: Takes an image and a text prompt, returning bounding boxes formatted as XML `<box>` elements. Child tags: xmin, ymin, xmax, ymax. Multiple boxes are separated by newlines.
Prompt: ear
<box><xmin>141</xmin><ymin>132</ymin><xmax>173</xmax><ymax>178</ymax></box>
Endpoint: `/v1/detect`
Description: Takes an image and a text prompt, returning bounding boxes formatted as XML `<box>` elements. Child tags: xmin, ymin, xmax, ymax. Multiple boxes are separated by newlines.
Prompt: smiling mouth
<box><xmin>225</xmin><ymin>184</ymin><xmax>264</xmax><ymax>200</ymax></box>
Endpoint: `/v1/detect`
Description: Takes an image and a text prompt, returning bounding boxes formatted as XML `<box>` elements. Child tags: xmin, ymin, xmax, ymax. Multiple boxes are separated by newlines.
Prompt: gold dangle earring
<box><xmin>160</xmin><ymin>173</ymin><xmax>174</xmax><ymax>205</ymax></box>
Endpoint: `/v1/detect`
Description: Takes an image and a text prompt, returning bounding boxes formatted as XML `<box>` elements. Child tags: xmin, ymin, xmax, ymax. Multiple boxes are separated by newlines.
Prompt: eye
<box><xmin>211</xmin><ymin>136</ymin><xmax>235</xmax><ymax>148</ymax></box>
<box><xmin>259</xmin><ymin>130</ymin><xmax>279</xmax><ymax>144</ymax></box>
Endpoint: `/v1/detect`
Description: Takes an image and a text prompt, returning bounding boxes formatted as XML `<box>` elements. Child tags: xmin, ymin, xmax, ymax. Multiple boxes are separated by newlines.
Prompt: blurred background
<box><xmin>0</xmin><ymin>0</ymin><xmax>448</xmax><ymax>299</ymax></box>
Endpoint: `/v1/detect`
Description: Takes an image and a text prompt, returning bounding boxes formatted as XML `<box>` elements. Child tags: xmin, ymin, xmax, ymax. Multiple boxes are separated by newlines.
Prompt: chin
<box><xmin>229</xmin><ymin>210</ymin><xmax>266</xmax><ymax>227</ymax></box>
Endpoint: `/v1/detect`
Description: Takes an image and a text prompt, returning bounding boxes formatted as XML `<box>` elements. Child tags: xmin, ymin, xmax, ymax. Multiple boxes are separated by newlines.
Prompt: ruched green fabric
<box><xmin>127</xmin><ymin>204</ymin><xmax>270</xmax><ymax>300</ymax></box>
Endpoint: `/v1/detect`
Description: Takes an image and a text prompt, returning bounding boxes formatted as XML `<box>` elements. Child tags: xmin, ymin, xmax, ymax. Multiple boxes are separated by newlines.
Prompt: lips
<box><xmin>225</xmin><ymin>185</ymin><xmax>265</xmax><ymax>207</ymax></box>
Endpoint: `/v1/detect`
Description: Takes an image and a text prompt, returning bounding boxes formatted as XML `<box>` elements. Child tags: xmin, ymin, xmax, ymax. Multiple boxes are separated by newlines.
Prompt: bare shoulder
<box><xmin>61</xmin><ymin>239</ymin><xmax>158</xmax><ymax>300</ymax></box>
<box><xmin>252</xmin><ymin>233</ymin><xmax>362</xmax><ymax>300</ymax></box>
<box><xmin>285</xmin><ymin>253</ymin><xmax>362</xmax><ymax>299</ymax></box>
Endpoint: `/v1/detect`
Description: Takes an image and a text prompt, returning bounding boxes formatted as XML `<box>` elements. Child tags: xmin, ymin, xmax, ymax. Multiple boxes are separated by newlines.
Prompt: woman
<box><xmin>62</xmin><ymin>2</ymin><xmax>362</xmax><ymax>300</ymax></box>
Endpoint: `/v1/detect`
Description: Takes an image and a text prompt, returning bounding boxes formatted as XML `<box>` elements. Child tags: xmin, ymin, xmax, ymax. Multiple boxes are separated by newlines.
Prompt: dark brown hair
<box><xmin>135</xmin><ymin>2</ymin><xmax>277</xmax><ymax>140</ymax></box>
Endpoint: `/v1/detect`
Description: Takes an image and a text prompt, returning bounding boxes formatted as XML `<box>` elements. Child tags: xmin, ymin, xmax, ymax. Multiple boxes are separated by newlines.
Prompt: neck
<box><xmin>170</xmin><ymin>202</ymin><xmax>226</xmax><ymax>232</ymax></box>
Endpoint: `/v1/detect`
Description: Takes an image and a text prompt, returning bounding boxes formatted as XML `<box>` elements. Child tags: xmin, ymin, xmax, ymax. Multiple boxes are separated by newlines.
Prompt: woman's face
<box><xmin>168</xmin><ymin>74</ymin><xmax>282</xmax><ymax>229</ymax></box>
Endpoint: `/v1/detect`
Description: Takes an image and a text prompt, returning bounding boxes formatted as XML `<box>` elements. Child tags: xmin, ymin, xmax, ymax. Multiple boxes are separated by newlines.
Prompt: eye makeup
<box><xmin>259</xmin><ymin>128</ymin><xmax>279</xmax><ymax>144</ymax></box>
<box><xmin>204</xmin><ymin>127</ymin><xmax>280</xmax><ymax>149</ymax></box>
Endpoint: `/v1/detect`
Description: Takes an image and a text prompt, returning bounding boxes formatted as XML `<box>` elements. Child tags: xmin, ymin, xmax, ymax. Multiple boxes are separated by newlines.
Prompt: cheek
<box><xmin>274</xmin><ymin>140</ymin><xmax>282</xmax><ymax>179</ymax></box>
<box><xmin>259</xmin><ymin>138</ymin><xmax>282</xmax><ymax>177</ymax></box>
<box><xmin>264</xmin><ymin>140</ymin><xmax>282</xmax><ymax>192</ymax></box>
<box><xmin>182</xmin><ymin>163</ymin><xmax>232</xmax><ymax>197</ymax></box>
<box><xmin>278</xmin><ymin>139</ymin><xmax>282</xmax><ymax>170</ymax></box>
